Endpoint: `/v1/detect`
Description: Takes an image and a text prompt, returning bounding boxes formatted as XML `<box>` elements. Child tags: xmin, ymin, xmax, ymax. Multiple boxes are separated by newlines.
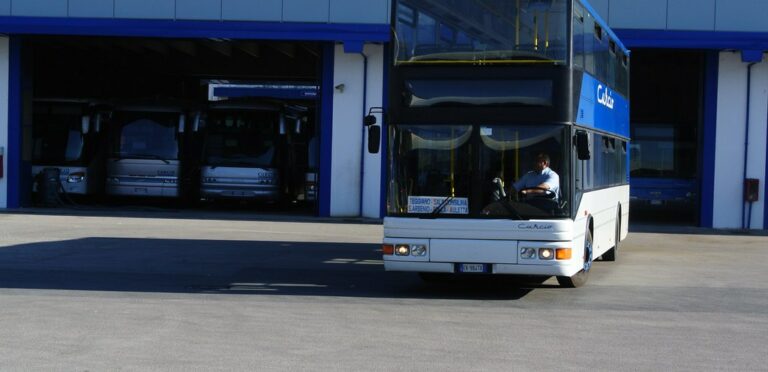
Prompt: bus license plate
<box><xmin>458</xmin><ymin>263</ymin><xmax>488</xmax><ymax>273</ymax></box>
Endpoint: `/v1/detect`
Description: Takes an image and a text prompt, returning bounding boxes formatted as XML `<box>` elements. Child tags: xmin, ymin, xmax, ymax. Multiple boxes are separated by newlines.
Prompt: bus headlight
<box><xmin>395</xmin><ymin>244</ymin><xmax>410</xmax><ymax>256</ymax></box>
<box><xmin>538</xmin><ymin>248</ymin><xmax>555</xmax><ymax>260</ymax></box>
<box><xmin>411</xmin><ymin>245</ymin><xmax>427</xmax><ymax>256</ymax></box>
<box><xmin>67</xmin><ymin>172</ymin><xmax>85</xmax><ymax>183</ymax></box>
<box><xmin>520</xmin><ymin>248</ymin><xmax>537</xmax><ymax>259</ymax></box>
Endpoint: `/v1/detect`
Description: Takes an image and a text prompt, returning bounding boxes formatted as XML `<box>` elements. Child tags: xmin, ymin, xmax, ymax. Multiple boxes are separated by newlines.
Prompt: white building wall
<box><xmin>360</xmin><ymin>44</ymin><xmax>384</xmax><ymax>219</ymax></box>
<box><xmin>330</xmin><ymin>43</ymin><xmax>384</xmax><ymax>218</ymax></box>
<box><xmin>713</xmin><ymin>51</ymin><xmax>768</xmax><ymax>229</ymax></box>
<box><xmin>0</xmin><ymin>37</ymin><xmax>8</xmax><ymax>209</ymax></box>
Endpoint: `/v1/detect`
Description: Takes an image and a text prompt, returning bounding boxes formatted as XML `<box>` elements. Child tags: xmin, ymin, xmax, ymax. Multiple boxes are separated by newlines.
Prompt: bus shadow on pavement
<box><xmin>0</xmin><ymin>238</ymin><xmax>543</xmax><ymax>300</ymax></box>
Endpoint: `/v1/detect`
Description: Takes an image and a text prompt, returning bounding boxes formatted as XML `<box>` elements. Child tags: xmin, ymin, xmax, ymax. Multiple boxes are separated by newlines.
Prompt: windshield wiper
<box><xmin>430</xmin><ymin>196</ymin><xmax>455</xmax><ymax>217</ymax></box>
<box><xmin>113</xmin><ymin>154</ymin><xmax>171</xmax><ymax>164</ymax></box>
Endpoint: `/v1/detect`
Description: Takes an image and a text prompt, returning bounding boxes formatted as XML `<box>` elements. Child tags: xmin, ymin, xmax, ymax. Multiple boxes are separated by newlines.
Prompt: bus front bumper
<box><xmin>383</xmin><ymin>237</ymin><xmax>584</xmax><ymax>278</ymax></box>
<box><xmin>384</xmin><ymin>260</ymin><xmax>582</xmax><ymax>277</ymax></box>
<box><xmin>201</xmin><ymin>184</ymin><xmax>280</xmax><ymax>200</ymax></box>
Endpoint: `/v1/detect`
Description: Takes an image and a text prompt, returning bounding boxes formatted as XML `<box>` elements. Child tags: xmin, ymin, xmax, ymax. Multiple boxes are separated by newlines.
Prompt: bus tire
<box><xmin>602</xmin><ymin>209</ymin><xmax>620</xmax><ymax>262</ymax></box>
<box><xmin>557</xmin><ymin>226</ymin><xmax>592</xmax><ymax>288</ymax></box>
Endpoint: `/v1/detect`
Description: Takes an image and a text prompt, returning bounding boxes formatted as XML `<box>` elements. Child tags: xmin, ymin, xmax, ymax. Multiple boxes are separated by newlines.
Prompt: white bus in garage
<box><xmin>31</xmin><ymin>100</ymin><xmax>106</xmax><ymax>197</ymax></box>
<box><xmin>105</xmin><ymin>105</ymin><xmax>190</xmax><ymax>199</ymax></box>
<box><xmin>198</xmin><ymin>102</ymin><xmax>283</xmax><ymax>202</ymax></box>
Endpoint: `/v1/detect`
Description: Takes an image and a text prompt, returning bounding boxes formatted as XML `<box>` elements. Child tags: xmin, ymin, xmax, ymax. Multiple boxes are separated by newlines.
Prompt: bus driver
<box><xmin>512</xmin><ymin>153</ymin><xmax>560</xmax><ymax>200</ymax></box>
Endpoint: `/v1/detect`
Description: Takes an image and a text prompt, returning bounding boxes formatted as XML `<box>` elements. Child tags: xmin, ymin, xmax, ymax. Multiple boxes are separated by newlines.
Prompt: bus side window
<box><xmin>573</xmin><ymin>6</ymin><xmax>585</xmax><ymax>69</ymax></box>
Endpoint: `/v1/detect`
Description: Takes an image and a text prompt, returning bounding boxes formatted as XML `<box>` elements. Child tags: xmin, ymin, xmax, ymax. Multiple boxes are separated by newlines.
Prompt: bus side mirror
<box><xmin>576</xmin><ymin>131</ymin><xmax>591</xmax><ymax>160</ymax></box>
<box><xmin>364</xmin><ymin>115</ymin><xmax>377</xmax><ymax>126</ymax></box>
<box><xmin>81</xmin><ymin>116</ymin><xmax>90</xmax><ymax>134</ymax></box>
<box><xmin>368</xmin><ymin>125</ymin><xmax>381</xmax><ymax>154</ymax></box>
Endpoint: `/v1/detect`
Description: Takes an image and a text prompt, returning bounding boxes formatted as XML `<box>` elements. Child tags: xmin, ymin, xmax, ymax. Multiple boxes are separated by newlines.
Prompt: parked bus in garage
<box><xmin>198</xmin><ymin>102</ymin><xmax>316</xmax><ymax>204</ymax></box>
<box><xmin>31</xmin><ymin>100</ymin><xmax>106</xmax><ymax>197</ymax></box>
<box><xmin>376</xmin><ymin>0</ymin><xmax>630</xmax><ymax>287</ymax></box>
<box><xmin>198</xmin><ymin>102</ymin><xmax>282</xmax><ymax>201</ymax></box>
<box><xmin>105</xmin><ymin>105</ymin><xmax>190</xmax><ymax>198</ymax></box>
<box><xmin>629</xmin><ymin>124</ymin><xmax>697</xmax><ymax>210</ymax></box>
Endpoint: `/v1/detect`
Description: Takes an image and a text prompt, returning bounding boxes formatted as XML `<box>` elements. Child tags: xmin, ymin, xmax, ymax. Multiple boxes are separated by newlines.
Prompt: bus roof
<box><xmin>579</xmin><ymin>0</ymin><xmax>630</xmax><ymax>56</ymax></box>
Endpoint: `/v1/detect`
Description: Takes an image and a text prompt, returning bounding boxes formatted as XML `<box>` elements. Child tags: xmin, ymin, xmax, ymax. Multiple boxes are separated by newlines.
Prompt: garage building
<box><xmin>0</xmin><ymin>0</ymin><xmax>767</xmax><ymax>230</ymax></box>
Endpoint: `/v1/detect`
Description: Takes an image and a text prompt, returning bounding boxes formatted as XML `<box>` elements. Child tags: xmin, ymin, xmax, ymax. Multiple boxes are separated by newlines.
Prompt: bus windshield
<box><xmin>395</xmin><ymin>0</ymin><xmax>569</xmax><ymax>64</ymax></box>
<box><xmin>32</xmin><ymin>113</ymin><xmax>85</xmax><ymax>165</ymax></box>
<box><xmin>204</xmin><ymin>110</ymin><xmax>278</xmax><ymax>168</ymax></box>
<box><xmin>388</xmin><ymin>124</ymin><xmax>570</xmax><ymax>219</ymax></box>
<box><xmin>111</xmin><ymin>112</ymin><xmax>180</xmax><ymax>161</ymax></box>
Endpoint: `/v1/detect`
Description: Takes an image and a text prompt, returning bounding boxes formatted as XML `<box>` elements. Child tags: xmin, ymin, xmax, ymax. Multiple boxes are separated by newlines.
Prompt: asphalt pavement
<box><xmin>0</xmin><ymin>210</ymin><xmax>766</xmax><ymax>371</ymax></box>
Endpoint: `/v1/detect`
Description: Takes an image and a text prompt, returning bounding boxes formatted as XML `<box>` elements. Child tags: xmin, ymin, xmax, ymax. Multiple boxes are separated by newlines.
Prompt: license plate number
<box><xmin>458</xmin><ymin>263</ymin><xmax>488</xmax><ymax>273</ymax></box>
<box><xmin>134</xmin><ymin>188</ymin><xmax>148</xmax><ymax>194</ymax></box>
<box><xmin>650</xmin><ymin>200</ymin><xmax>662</xmax><ymax>206</ymax></box>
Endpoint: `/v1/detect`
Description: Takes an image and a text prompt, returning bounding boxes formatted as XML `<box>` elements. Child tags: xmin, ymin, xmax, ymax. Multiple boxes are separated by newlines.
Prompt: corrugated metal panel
<box><xmin>69</xmin><ymin>0</ymin><xmax>114</xmax><ymax>18</ymax></box>
<box><xmin>715</xmin><ymin>0</ymin><xmax>768</xmax><ymax>32</ymax></box>
<box><xmin>330</xmin><ymin>0</ymin><xmax>388</xmax><ymax>24</ymax></box>
<box><xmin>608</xmin><ymin>0</ymin><xmax>667</xmax><ymax>29</ymax></box>
<box><xmin>222</xmin><ymin>0</ymin><xmax>282</xmax><ymax>21</ymax></box>
<box><xmin>283</xmin><ymin>0</ymin><xmax>329</xmax><ymax>23</ymax></box>
<box><xmin>115</xmin><ymin>0</ymin><xmax>175</xmax><ymax>19</ymax></box>
<box><xmin>0</xmin><ymin>0</ymin><xmax>10</xmax><ymax>15</ymax></box>
<box><xmin>177</xmin><ymin>0</ymin><xmax>222</xmax><ymax>20</ymax></box>
<box><xmin>587</xmin><ymin>0</ymin><xmax>610</xmax><ymax>20</ymax></box>
<box><xmin>12</xmin><ymin>0</ymin><xmax>68</xmax><ymax>17</ymax></box>
<box><xmin>669</xmin><ymin>0</ymin><xmax>715</xmax><ymax>31</ymax></box>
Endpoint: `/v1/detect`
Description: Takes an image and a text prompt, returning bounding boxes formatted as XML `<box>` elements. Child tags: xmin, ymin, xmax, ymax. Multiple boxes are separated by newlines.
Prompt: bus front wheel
<box><xmin>557</xmin><ymin>227</ymin><xmax>593</xmax><ymax>288</ymax></box>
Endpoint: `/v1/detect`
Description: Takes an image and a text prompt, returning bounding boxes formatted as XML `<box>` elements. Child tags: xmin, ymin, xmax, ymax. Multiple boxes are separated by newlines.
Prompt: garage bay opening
<box><xmin>25</xmin><ymin>36</ymin><xmax>323</xmax><ymax>215</ymax></box>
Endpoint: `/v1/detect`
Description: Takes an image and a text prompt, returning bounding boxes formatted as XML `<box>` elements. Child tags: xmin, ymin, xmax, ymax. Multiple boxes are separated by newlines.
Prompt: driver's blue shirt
<box><xmin>513</xmin><ymin>167</ymin><xmax>560</xmax><ymax>199</ymax></box>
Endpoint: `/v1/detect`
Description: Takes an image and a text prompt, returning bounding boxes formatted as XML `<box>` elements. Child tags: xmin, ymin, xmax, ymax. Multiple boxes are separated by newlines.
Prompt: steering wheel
<box><xmin>518</xmin><ymin>187</ymin><xmax>556</xmax><ymax>199</ymax></box>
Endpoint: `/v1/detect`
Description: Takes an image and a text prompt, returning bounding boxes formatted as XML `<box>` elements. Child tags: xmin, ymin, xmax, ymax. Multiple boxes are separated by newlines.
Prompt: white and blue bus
<box><xmin>377</xmin><ymin>0</ymin><xmax>630</xmax><ymax>287</ymax></box>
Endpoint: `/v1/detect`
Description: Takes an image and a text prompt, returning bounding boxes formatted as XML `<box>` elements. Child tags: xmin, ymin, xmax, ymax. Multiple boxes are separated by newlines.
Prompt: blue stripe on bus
<box><xmin>575</xmin><ymin>73</ymin><xmax>630</xmax><ymax>138</ymax></box>
<box><xmin>701</xmin><ymin>52</ymin><xmax>719</xmax><ymax>228</ymax></box>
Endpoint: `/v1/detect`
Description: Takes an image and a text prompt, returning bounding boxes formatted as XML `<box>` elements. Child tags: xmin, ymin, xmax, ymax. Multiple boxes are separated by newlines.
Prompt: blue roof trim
<box><xmin>616</xmin><ymin>29</ymin><xmax>768</xmax><ymax>51</ymax></box>
<box><xmin>0</xmin><ymin>16</ymin><xmax>391</xmax><ymax>42</ymax></box>
<box><xmin>579</xmin><ymin>0</ymin><xmax>630</xmax><ymax>55</ymax></box>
